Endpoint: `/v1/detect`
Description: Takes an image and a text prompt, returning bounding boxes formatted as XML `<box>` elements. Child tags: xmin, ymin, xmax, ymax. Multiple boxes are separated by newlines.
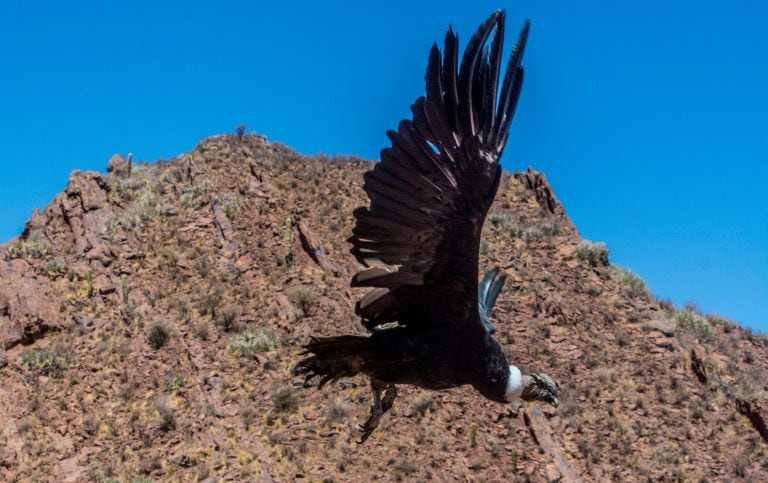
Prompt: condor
<box><xmin>295</xmin><ymin>10</ymin><xmax>558</xmax><ymax>443</ymax></box>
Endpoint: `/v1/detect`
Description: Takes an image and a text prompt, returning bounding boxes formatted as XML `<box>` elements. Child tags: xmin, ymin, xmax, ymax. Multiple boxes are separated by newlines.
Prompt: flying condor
<box><xmin>295</xmin><ymin>10</ymin><xmax>559</xmax><ymax>443</ymax></box>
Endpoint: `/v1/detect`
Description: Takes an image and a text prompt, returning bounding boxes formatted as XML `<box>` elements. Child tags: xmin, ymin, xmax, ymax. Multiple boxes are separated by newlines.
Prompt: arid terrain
<box><xmin>1</xmin><ymin>133</ymin><xmax>766</xmax><ymax>482</ymax></box>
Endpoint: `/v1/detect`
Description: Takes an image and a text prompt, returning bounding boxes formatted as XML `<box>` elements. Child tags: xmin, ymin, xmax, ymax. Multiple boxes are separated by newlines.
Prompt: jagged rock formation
<box><xmin>0</xmin><ymin>134</ymin><xmax>766</xmax><ymax>481</ymax></box>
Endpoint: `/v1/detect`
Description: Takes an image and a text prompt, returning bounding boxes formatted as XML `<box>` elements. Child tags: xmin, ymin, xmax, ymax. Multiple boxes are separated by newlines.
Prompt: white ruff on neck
<box><xmin>505</xmin><ymin>365</ymin><xmax>523</xmax><ymax>402</ymax></box>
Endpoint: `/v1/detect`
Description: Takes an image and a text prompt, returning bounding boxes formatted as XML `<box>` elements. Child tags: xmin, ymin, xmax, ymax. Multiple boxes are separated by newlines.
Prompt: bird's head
<box><xmin>521</xmin><ymin>372</ymin><xmax>559</xmax><ymax>408</ymax></box>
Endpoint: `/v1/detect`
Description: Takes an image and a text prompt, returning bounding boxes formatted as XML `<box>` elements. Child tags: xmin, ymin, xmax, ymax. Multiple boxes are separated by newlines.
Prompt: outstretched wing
<box><xmin>349</xmin><ymin>11</ymin><xmax>529</xmax><ymax>331</ymax></box>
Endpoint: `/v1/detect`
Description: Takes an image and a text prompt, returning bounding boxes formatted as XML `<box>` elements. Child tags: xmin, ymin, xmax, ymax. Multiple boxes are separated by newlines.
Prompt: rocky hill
<box><xmin>1</xmin><ymin>133</ymin><xmax>766</xmax><ymax>482</ymax></box>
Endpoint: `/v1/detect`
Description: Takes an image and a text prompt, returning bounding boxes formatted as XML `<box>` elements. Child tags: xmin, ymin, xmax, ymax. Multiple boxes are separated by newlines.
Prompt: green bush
<box><xmin>5</xmin><ymin>231</ymin><xmax>52</xmax><ymax>260</ymax></box>
<box><xmin>575</xmin><ymin>240</ymin><xmax>610</xmax><ymax>267</ymax></box>
<box><xmin>227</xmin><ymin>328</ymin><xmax>278</xmax><ymax>358</ymax></box>
<box><xmin>487</xmin><ymin>211</ymin><xmax>561</xmax><ymax>242</ymax></box>
<box><xmin>45</xmin><ymin>257</ymin><xmax>67</xmax><ymax>276</ymax></box>
<box><xmin>675</xmin><ymin>309</ymin><xmax>712</xmax><ymax>340</ymax></box>
<box><xmin>20</xmin><ymin>347</ymin><xmax>77</xmax><ymax>376</ymax></box>
<box><xmin>613</xmin><ymin>266</ymin><xmax>649</xmax><ymax>299</ymax></box>
<box><xmin>488</xmin><ymin>211</ymin><xmax>518</xmax><ymax>234</ymax></box>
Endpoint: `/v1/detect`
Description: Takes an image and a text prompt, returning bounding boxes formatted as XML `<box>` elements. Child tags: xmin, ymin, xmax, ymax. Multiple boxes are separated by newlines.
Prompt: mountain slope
<box><xmin>1</xmin><ymin>134</ymin><xmax>766</xmax><ymax>481</ymax></box>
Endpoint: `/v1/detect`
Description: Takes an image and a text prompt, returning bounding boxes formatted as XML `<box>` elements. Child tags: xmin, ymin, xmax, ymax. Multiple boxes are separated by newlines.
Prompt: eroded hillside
<box><xmin>1</xmin><ymin>134</ymin><xmax>766</xmax><ymax>481</ymax></box>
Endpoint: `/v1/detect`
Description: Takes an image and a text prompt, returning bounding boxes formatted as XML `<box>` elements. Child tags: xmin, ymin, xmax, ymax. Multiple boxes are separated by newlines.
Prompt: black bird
<box><xmin>295</xmin><ymin>10</ymin><xmax>559</xmax><ymax>443</ymax></box>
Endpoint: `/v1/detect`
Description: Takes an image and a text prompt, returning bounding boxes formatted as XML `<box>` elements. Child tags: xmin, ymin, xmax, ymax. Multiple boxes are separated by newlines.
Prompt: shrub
<box><xmin>180</xmin><ymin>179</ymin><xmax>217</xmax><ymax>209</ymax></box>
<box><xmin>272</xmin><ymin>385</ymin><xmax>299</xmax><ymax>413</ymax></box>
<box><xmin>155</xmin><ymin>397</ymin><xmax>175</xmax><ymax>432</ymax></box>
<box><xmin>20</xmin><ymin>347</ymin><xmax>77</xmax><ymax>376</ymax></box>
<box><xmin>412</xmin><ymin>394</ymin><xmax>436</xmax><ymax>419</ymax></box>
<box><xmin>287</xmin><ymin>287</ymin><xmax>316</xmax><ymax>316</ymax></box>
<box><xmin>487</xmin><ymin>212</ymin><xmax>561</xmax><ymax>242</ymax></box>
<box><xmin>146</xmin><ymin>322</ymin><xmax>170</xmax><ymax>350</ymax></box>
<box><xmin>216</xmin><ymin>193</ymin><xmax>244</xmax><ymax>220</ymax></box>
<box><xmin>575</xmin><ymin>240</ymin><xmax>610</xmax><ymax>267</ymax></box>
<box><xmin>226</xmin><ymin>328</ymin><xmax>278</xmax><ymax>358</ymax></box>
<box><xmin>109</xmin><ymin>163</ymin><xmax>163</xmax><ymax>230</ymax></box>
<box><xmin>613</xmin><ymin>266</ymin><xmax>649</xmax><ymax>299</ymax></box>
<box><xmin>488</xmin><ymin>211</ymin><xmax>518</xmax><ymax>234</ymax></box>
<box><xmin>45</xmin><ymin>257</ymin><xmax>67</xmax><ymax>276</ymax></box>
<box><xmin>5</xmin><ymin>231</ymin><xmax>52</xmax><ymax>260</ymax></box>
<box><xmin>215</xmin><ymin>303</ymin><xmax>240</xmax><ymax>331</ymax></box>
<box><xmin>522</xmin><ymin>220</ymin><xmax>561</xmax><ymax>242</ymax></box>
<box><xmin>675</xmin><ymin>309</ymin><xmax>712</xmax><ymax>340</ymax></box>
<box><xmin>110</xmin><ymin>190</ymin><xmax>160</xmax><ymax>230</ymax></box>
<box><xmin>323</xmin><ymin>400</ymin><xmax>350</xmax><ymax>425</ymax></box>
<box><xmin>195</xmin><ymin>287</ymin><xmax>223</xmax><ymax>318</ymax></box>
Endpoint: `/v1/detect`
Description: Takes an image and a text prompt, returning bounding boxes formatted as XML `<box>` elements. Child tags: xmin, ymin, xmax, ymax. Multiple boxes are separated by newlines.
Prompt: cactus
<box><xmin>85</xmin><ymin>271</ymin><xmax>93</xmax><ymax>298</ymax></box>
<box><xmin>121</xmin><ymin>275</ymin><xmax>130</xmax><ymax>305</ymax></box>
<box><xmin>284</xmin><ymin>215</ymin><xmax>294</xmax><ymax>268</ymax></box>
<box><xmin>127</xmin><ymin>152</ymin><xmax>133</xmax><ymax>178</ymax></box>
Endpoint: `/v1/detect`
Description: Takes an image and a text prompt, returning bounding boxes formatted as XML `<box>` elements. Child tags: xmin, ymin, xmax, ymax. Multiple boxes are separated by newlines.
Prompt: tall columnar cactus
<box><xmin>127</xmin><ymin>152</ymin><xmax>133</xmax><ymax>178</ymax></box>
<box><xmin>121</xmin><ymin>275</ymin><xmax>130</xmax><ymax>306</ymax></box>
<box><xmin>284</xmin><ymin>215</ymin><xmax>294</xmax><ymax>268</ymax></box>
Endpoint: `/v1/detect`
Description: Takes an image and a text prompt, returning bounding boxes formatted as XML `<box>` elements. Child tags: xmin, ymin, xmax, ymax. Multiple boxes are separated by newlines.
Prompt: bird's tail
<box><xmin>293</xmin><ymin>336</ymin><xmax>369</xmax><ymax>388</ymax></box>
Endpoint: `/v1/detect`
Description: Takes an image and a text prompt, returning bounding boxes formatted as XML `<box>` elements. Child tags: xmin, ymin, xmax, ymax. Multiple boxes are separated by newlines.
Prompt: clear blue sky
<box><xmin>1</xmin><ymin>1</ymin><xmax>766</xmax><ymax>331</ymax></box>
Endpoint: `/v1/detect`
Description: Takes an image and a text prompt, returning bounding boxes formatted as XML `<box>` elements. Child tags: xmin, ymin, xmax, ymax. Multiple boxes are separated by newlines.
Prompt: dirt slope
<box><xmin>1</xmin><ymin>133</ymin><xmax>766</xmax><ymax>482</ymax></box>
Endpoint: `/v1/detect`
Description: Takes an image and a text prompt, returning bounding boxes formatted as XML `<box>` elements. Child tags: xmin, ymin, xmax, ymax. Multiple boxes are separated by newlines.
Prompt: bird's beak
<box><xmin>549</xmin><ymin>397</ymin><xmax>559</xmax><ymax>408</ymax></box>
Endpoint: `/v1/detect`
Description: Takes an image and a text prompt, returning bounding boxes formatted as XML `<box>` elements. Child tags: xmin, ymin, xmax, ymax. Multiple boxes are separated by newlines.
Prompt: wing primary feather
<box><xmin>492</xmin><ymin>19</ymin><xmax>529</xmax><ymax>150</ymax></box>
<box><xmin>485</xmin><ymin>14</ymin><xmax>505</xmax><ymax>137</ymax></box>
<box><xmin>457</xmin><ymin>11</ymin><xmax>501</xmax><ymax>137</ymax></box>
<box><xmin>442</xmin><ymin>27</ymin><xmax>459</xmax><ymax>133</ymax></box>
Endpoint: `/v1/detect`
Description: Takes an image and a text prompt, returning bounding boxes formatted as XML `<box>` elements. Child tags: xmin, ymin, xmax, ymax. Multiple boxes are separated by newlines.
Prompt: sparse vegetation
<box><xmin>216</xmin><ymin>192</ymin><xmax>244</xmax><ymax>220</ymax></box>
<box><xmin>45</xmin><ymin>257</ymin><xmax>67</xmax><ymax>276</ymax></box>
<box><xmin>3</xmin><ymin>135</ymin><xmax>766</xmax><ymax>481</ymax></box>
<box><xmin>287</xmin><ymin>286</ymin><xmax>316</xmax><ymax>316</ymax></box>
<box><xmin>5</xmin><ymin>231</ymin><xmax>52</xmax><ymax>260</ymax></box>
<box><xmin>675</xmin><ymin>308</ymin><xmax>712</xmax><ymax>340</ymax></box>
<box><xmin>215</xmin><ymin>303</ymin><xmax>240</xmax><ymax>331</ymax></box>
<box><xmin>575</xmin><ymin>240</ymin><xmax>610</xmax><ymax>267</ymax></box>
<box><xmin>613</xmin><ymin>266</ymin><xmax>649</xmax><ymax>299</ymax></box>
<box><xmin>180</xmin><ymin>179</ymin><xmax>217</xmax><ymax>208</ymax></box>
<box><xmin>20</xmin><ymin>347</ymin><xmax>77</xmax><ymax>376</ymax></box>
<box><xmin>109</xmin><ymin>163</ymin><xmax>164</xmax><ymax>230</ymax></box>
<box><xmin>487</xmin><ymin>211</ymin><xmax>560</xmax><ymax>242</ymax></box>
<box><xmin>226</xmin><ymin>328</ymin><xmax>278</xmax><ymax>358</ymax></box>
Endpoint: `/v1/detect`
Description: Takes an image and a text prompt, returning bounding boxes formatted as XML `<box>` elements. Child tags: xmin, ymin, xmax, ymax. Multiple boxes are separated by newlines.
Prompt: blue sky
<box><xmin>1</xmin><ymin>1</ymin><xmax>766</xmax><ymax>331</ymax></box>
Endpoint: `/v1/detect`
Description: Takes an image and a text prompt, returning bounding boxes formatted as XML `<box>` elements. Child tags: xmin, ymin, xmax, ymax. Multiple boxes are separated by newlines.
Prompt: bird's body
<box><xmin>323</xmin><ymin>325</ymin><xmax>511</xmax><ymax>399</ymax></box>
<box><xmin>295</xmin><ymin>10</ymin><xmax>558</xmax><ymax>442</ymax></box>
